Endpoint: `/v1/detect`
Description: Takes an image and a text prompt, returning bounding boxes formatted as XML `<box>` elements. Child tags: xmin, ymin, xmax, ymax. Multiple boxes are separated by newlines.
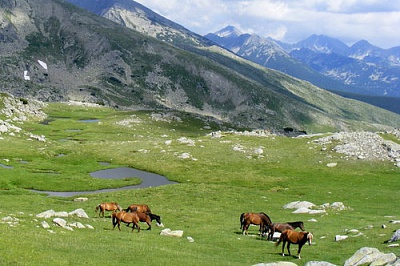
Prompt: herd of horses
<box><xmin>95</xmin><ymin>202</ymin><xmax>163</xmax><ymax>232</ymax></box>
<box><xmin>95</xmin><ymin>203</ymin><xmax>312</xmax><ymax>259</ymax></box>
<box><xmin>240</xmin><ymin>212</ymin><xmax>313</xmax><ymax>259</ymax></box>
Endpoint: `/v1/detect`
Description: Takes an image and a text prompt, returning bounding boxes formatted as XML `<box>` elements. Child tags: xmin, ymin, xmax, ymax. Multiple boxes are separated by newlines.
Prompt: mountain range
<box><xmin>206</xmin><ymin>26</ymin><xmax>400</xmax><ymax>113</ymax></box>
<box><xmin>0</xmin><ymin>0</ymin><xmax>400</xmax><ymax>132</ymax></box>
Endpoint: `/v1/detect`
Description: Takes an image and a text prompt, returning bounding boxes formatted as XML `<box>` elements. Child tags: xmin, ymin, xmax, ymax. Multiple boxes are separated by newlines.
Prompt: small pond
<box><xmin>31</xmin><ymin>167</ymin><xmax>177</xmax><ymax>197</ymax></box>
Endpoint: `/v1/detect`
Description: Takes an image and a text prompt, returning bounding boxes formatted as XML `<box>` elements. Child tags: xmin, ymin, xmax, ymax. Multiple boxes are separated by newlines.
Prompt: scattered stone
<box><xmin>54</xmin><ymin>211</ymin><xmax>69</xmax><ymax>217</ymax></box>
<box><xmin>74</xmin><ymin>197</ymin><xmax>88</xmax><ymax>202</ymax></box>
<box><xmin>283</xmin><ymin>201</ymin><xmax>315</xmax><ymax>210</ymax></box>
<box><xmin>69</xmin><ymin>222</ymin><xmax>85</xmax><ymax>229</ymax></box>
<box><xmin>41</xmin><ymin>221</ymin><xmax>50</xmax><ymax>229</ymax></box>
<box><xmin>385</xmin><ymin>229</ymin><xmax>400</xmax><ymax>243</ymax></box>
<box><xmin>160</xmin><ymin>228</ymin><xmax>183</xmax><ymax>237</ymax></box>
<box><xmin>187</xmin><ymin>236</ymin><xmax>195</xmax><ymax>242</ymax></box>
<box><xmin>304</xmin><ymin>262</ymin><xmax>337</xmax><ymax>266</ymax></box>
<box><xmin>53</xmin><ymin>218</ymin><xmax>67</xmax><ymax>227</ymax></box>
<box><xmin>69</xmin><ymin>208</ymin><xmax>89</xmax><ymax>218</ymax></box>
<box><xmin>253</xmin><ymin>262</ymin><xmax>298</xmax><ymax>266</ymax></box>
<box><xmin>36</xmin><ymin>210</ymin><xmax>56</xmax><ymax>219</ymax></box>
<box><xmin>344</xmin><ymin>247</ymin><xmax>397</xmax><ymax>266</ymax></box>
<box><xmin>335</xmin><ymin>235</ymin><xmax>348</xmax><ymax>241</ymax></box>
<box><xmin>326</xmin><ymin>163</ymin><xmax>337</xmax><ymax>167</ymax></box>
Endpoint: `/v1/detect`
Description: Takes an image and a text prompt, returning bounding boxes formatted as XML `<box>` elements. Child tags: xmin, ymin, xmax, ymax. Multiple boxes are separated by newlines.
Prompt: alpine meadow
<box><xmin>0</xmin><ymin>0</ymin><xmax>400</xmax><ymax>265</ymax></box>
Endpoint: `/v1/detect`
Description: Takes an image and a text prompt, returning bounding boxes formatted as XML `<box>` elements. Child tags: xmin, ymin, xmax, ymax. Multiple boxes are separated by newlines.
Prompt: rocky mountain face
<box><xmin>1</xmin><ymin>0</ymin><xmax>400</xmax><ymax>132</ymax></box>
<box><xmin>206</xmin><ymin>27</ymin><xmax>400</xmax><ymax>113</ymax></box>
<box><xmin>290</xmin><ymin>34</ymin><xmax>400</xmax><ymax>97</ymax></box>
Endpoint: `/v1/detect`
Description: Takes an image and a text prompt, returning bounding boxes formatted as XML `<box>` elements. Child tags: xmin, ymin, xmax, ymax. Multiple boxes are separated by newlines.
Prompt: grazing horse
<box><xmin>125</xmin><ymin>204</ymin><xmax>152</xmax><ymax>213</ymax></box>
<box><xmin>136</xmin><ymin>212</ymin><xmax>163</xmax><ymax>230</ymax></box>
<box><xmin>111</xmin><ymin>211</ymin><xmax>141</xmax><ymax>232</ymax></box>
<box><xmin>275</xmin><ymin>229</ymin><xmax>313</xmax><ymax>259</ymax></box>
<box><xmin>240</xmin><ymin>212</ymin><xmax>272</xmax><ymax>236</ymax></box>
<box><xmin>95</xmin><ymin>202</ymin><xmax>122</xmax><ymax>217</ymax></box>
<box><xmin>268</xmin><ymin>221</ymin><xmax>305</xmax><ymax>240</ymax></box>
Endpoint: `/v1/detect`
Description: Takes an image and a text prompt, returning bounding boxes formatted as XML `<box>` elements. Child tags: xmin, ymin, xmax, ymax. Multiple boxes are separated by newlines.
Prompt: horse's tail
<box><xmin>275</xmin><ymin>233</ymin><xmax>283</xmax><ymax>247</ymax></box>
<box><xmin>116</xmin><ymin>204</ymin><xmax>122</xmax><ymax>211</ymax></box>
<box><xmin>239</xmin><ymin>213</ymin><xmax>245</xmax><ymax>229</ymax></box>
<box><xmin>111</xmin><ymin>212</ymin><xmax>115</xmax><ymax>225</ymax></box>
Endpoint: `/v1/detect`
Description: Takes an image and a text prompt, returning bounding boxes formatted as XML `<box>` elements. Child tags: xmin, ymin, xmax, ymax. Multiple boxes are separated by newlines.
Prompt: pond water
<box><xmin>31</xmin><ymin>167</ymin><xmax>177</xmax><ymax>197</ymax></box>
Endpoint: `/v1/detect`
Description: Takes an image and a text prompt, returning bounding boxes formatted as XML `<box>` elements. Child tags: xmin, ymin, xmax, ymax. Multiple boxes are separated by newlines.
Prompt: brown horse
<box><xmin>240</xmin><ymin>212</ymin><xmax>272</xmax><ymax>236</ymax></box>
<box><xmin>136</xmin><ymin>212</ymin><xmax>162</xmax><ymax>230</ymax></box>
<box><xmin>111</xmin><ymin>211</ymin><xmax>141</xmax><ymax>232</ymax></box>
<box><xmin>95</xmin><ymin>202</ymin><xmax>122</xmax><ymax>217</ymax></box>
<box><xmin>275</xmin><ymin>229</ymin><xmax>313</xmax><ymax>259</ymax></box>
<box><xmin>268</xmin><ymin>221</ymin><xmax>305</xmax><ymax>240</ymax></box>
<box><xmin>125</xmin><ymin>204</ymin><xmax>152</xmax><ymax>213</ymax></box>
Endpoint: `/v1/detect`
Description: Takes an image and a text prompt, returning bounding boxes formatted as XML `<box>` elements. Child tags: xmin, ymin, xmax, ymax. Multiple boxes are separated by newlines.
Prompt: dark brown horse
<box><xmin>240</xmin><ymin>212</ymin><xmax>272</xmax><ymax>235</ymax></box>
<box><xmin>95</xmin><ymin>202</ymin><xmax>122</xmax><ymax>217</ymax></box>
<box><xmin>268</xmin><ymin>221</ymin><xmax>305</xmax><ymax>240</ymax></box>
<box><xmin>276</xmin><ymin>229</ymin><xmax>313</xmax><ymax>259</ymax></box>
<box><xmin>125</xmin><ymin>204</ymin><xmax>152</xmax><ymax>213</ymax></box>
<box><xmin>111</xmin><ymin>211</ymin><xmax>141</xmax><ymax>232</ymax></box>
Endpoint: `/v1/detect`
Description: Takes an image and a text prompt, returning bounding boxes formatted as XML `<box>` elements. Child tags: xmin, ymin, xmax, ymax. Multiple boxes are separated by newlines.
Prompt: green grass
<box><xmin>0</xmin><ymin>102</ymin><xmax>399</xmax><ymax>265</ymax></box>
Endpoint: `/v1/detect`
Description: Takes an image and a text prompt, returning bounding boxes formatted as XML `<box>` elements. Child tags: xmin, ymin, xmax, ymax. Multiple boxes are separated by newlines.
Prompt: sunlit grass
<box><xmin>0</xmin><ymin>102</ymin><xmax>398</xmax><ymax>265</ymax></box>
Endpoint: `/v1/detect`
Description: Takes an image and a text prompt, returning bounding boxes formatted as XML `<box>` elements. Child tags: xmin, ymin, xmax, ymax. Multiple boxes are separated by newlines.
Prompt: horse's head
<box><xmin>299</xmin><ymin>222</ymin><xmax>306</xmax><ymax>231</ymax></box>
<box><xmin>95</xmin><ymin>204</ymin><xmax>100</xmax><ymax>212</ymax></box>
<box><xmin>116</xmin><ymin>204</ymin><xmax>123</xmax><ymax>211</ymax></box>
<box><xmin>306</xmin><ymin>232</ymin><xmax>313</xmax><ymax>245</ymax></box>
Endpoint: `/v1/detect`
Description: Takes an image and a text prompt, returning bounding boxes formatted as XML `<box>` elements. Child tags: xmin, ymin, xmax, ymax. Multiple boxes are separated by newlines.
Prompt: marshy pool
<box><xmin>30</xmin><ymin>167</ymin><xmax>177</xmax><ymax>197</ymax></box>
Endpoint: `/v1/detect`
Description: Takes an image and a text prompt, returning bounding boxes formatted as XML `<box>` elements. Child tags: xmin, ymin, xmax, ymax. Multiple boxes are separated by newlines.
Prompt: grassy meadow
<box><xmin>0</xmin><ymin>102</ymin><xmax>399</xmax><ymax>265</ymax></box>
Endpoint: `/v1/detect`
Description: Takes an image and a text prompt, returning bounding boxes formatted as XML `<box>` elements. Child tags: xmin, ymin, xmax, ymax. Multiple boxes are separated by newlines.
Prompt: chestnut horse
<box><xmin>111</xmin><ymin>211</ymin><xmax>141</xmax><ymax>232</ymax></box>
<box><xmin>268</xmin><ymin>221</ymin><xmax>305</xmax><ymax>240</ymax></box>
<box><xmin>137</xmin><ymin>212</ymin><xmax>163</xmax><ymax>230</ymax></box>
<box><xmin>125</xmin><ymin>204</ymin><xmax>152</xmax><ymax>213</ymax></box>
<box><xmin>95</xmin><ymin>202</ymin><xmax>122</xmax><ymax>217</ymax></box>
<box><xmin>276</xmin><ymin>229</ymin><xmax>313</xmax><ymax>259</ymax></box>
<box><xmin>240</xmin><ymin>212</ymin><xmax>272</xmax><ymax>235</ymax></box>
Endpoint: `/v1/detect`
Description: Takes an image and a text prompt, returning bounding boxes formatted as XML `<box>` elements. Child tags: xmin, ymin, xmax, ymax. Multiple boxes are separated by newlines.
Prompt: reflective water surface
<box><xmin>31</xmin><ymin>167</ymin><xmax>177</xmax><ymax>197</ymax></box>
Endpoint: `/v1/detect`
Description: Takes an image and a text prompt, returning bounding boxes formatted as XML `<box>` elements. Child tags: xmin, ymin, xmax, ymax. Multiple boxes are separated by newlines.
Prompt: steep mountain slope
<box><xmin>64</xmin><ymin>0</ymin><xmax>214</xmax><ymax>48</ymax></box>
<box><xmin>0</xmin><ymin>0</ymin><xmax>400</xmax><ymax>133</ymax></box>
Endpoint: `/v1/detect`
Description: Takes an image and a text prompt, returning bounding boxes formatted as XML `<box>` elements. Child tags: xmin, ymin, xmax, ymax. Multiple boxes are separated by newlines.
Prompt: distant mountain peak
<box><xmin>213</xmin><ymin>25</ymin><xmax>243</xmax><ymax>38</ymax></box>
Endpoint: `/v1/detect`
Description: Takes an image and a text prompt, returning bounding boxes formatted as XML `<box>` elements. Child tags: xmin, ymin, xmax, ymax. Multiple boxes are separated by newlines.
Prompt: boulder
<box><xmin>344</xmin><ymin>247</ymin><xmax>397</xmax><ymax>266</ymax></box>
<box><xmin>69</xmin><ymin>208</ymin><xmax>89</xmax><ymax>218</ymax></box>
<box><xmin>53</xmin><ymin>218</ymin><xmax>67</xmax><ymax>227</ymax></box>
<box><xmin>283</xmin><ymin>201</ymin><xmax>315</xmax><ymax>209</ymax></box>
<box><xmin>253</xmin><ymin>262</ymin><xmax>298</xmax><ymax>266</ymax></box>
<box><xmin>160</xmin><ymin>228</ymin><xmax>183</xmax><ymax>237</ymax></box>
<box><xmin>305</xmin><ymin>262</ymin><xmax>337</xmax><ymax>266</ymax></box>
<box><xmin>36</xmin><ymin>210</ymin><xmax>56</xmax><ymax>218</ymax></box>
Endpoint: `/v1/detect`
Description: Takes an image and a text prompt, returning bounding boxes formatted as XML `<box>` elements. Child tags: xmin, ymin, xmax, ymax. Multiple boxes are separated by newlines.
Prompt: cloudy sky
<box><xmin>134</xmin><ymin>0</ymin><xmax>400</xmax><ymax>49</ymax></box>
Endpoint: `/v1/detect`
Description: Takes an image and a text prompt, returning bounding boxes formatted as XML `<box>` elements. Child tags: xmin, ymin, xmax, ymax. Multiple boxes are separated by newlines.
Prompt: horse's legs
<box><xmin>269</xmin><ymin>227</ymin><xmax>275</xmax><ymax>241</ymax></box>
<box><xmin>243</xmin><ymin>223</ymin><xmax>249</xmax><ymax>235</ymax></box>
<box><xmin>281</xmin><ymin>240</ymin><xmax>286</xmax><ymax>256</ymax></box>
<box><xmin>297</xmin><ymin>244</ymin><xmax>303</xmax><ymax>259</ymax></box>
<box><xmin>147</xmin><ymin>221</ymin><xmax>152</xmax><ymax>230</ymax></box>
<box><xmin>287</xmin><ymin>242</ymin><xmax>291</xmax><ymax>256</ymax></box>
<box><xmin>132</xmin><ymin>222</ymin><xmax>140</xmax><ymax>232</ymax></box>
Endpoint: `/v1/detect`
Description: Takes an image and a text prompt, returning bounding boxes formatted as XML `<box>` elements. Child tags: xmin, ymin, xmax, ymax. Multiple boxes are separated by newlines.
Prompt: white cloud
<box><xmin>134</xmin><ymin>0</ymin><xmax>400</xmax><ymax>48</ymax></box>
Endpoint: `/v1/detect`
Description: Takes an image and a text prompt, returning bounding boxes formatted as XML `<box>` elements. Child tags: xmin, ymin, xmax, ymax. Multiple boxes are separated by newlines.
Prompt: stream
<box><xmin>30</xmin><ymin>167</ymin><xmax>177</xmax><ymax>197</ymax></box>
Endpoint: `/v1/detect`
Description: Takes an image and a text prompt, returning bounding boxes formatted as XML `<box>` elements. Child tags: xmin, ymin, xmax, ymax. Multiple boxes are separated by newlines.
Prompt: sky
<box><xmin>134</xmin><ymin>0</ymin><xmax>400</xmax><ymax>49</ymax></box>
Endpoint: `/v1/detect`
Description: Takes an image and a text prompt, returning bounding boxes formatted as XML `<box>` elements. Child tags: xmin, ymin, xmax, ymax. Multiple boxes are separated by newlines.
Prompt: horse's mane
<box><xmin>259</xmin><ymin>212</ymin><xmax>272</xmax><ymax>224</ymax></box>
